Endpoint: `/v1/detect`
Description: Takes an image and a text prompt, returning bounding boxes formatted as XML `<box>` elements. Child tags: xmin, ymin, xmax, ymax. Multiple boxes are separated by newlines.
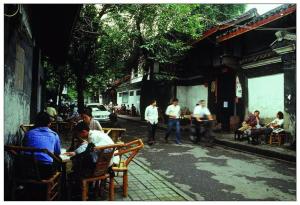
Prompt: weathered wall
<box><xmin>282</xmin><ymin>50</ymin><xmax>296</xmax><ymax>137</ymax></box>
<box><xmin>4</xmin><ymin>21</ymin><xmax>33</xmax><ymax>145</ymax></box>
<box><xmin>176</xmin><ymin>85</ymin><xmax>208</xmax><ymax>112</ymax></box>
<box><xmin>248</xmin><ymin>73</ymin><xmax>284</xmax><ymax>118</ymax></box>
<box><xmin>4</xmin><ymin>13</ymin><xmax>33</xmax><ymax>200</ymax></box>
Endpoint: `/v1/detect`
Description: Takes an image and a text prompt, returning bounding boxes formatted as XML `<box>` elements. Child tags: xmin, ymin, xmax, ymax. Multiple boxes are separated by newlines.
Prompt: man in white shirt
<box><xmin>193</xmin><ymin>100</ymin><xmax>213</xmax><ymax>121</ymax></box>
<box><xmin>65</xmin><ymin>122</ymin><xmax>119</xmax><ymax>165</ymax></box>
<box><xmin>165</xmin><ymin>98</ymin><xmax>182</xmax><ymax>144</ymax></box>
<box><xmin>192</xmin><ymin>100</ymin><xmax>214</xmax><ymax>146</ymax></box>
<box><xmin>144</xmin><ymin>100</ymin><xmax>158</xmax><ymax>145</ymax></box>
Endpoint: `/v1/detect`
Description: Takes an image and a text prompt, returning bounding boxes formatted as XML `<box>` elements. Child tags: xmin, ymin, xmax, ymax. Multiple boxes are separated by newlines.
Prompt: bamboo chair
<box><xmin>5</xmin><ymin>145</ymin><xmax>62</xmax><ymax>201</ymax></box>
<box><xmin>79</xmin><ymin>144</ymin><xmax>123</xmax><ymax>201</ymax></box>
<box><xmin>113</xmin><ymin>139</ymin><xmax>144</xmax><ymax>197</ymax></box>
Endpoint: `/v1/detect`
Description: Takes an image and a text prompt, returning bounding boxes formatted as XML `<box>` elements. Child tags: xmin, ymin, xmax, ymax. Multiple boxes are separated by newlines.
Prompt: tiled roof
<box><xmin>193</xmin><ymin>4</ymin><xmax>296</xmax><ymax>44</ymax></box>
<box><xmin>216</xmin><ymin>4</ymin><xmax>296</xmax><ymax>42</ymax></box>
<box><xmin>240</xmin><ymin>49</ymin><xmax>278</xmax><ymax>65</ymax></box>
<box><xmin>192</xmin><ymin>8</ymin><xmax>259</xmax><ymax>44</ymax></box>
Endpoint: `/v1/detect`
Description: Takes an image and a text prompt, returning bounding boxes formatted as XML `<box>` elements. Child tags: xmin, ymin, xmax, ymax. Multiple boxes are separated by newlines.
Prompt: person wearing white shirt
<box><xmin>65</xmin><ymin>122</ymin><xmax>119</xmax><ymax>166</ymax></box>
<box><xmin>263</xmin><ymin>111</ymin><xmax>284</xmax><ymax>144</ymax></box>
<box><xmin>165</xmin><ymin>98</ymin><xmax>182</xmax><ymax>144</ymax></box>
<box><xmin>144</xmin><ymin>100</ymin><xmax>159</xmax><ymax>145</ymax></box>
<box><xmin>192</xmin><ymin>100</ymin><xmax>214</xmax><ymax>146</ymax></box>
<box><xmin>193</xmin><ymin>100</ymin><xmax>213</xmax><ymax>121</ymax></box>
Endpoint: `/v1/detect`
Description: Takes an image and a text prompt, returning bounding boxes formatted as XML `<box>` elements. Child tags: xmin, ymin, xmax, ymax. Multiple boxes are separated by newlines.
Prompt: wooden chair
<box><xmin>4</xmin><ymin>145</ymin><xmax>62</xmax><ymax>201</ymax></box>
<box><xmin>102</xmin><ymin>128</ymin><xmax>126</xmax><ymax>143</ymax></box>
<box><xmin>113</xmin><ymin>139</ymin><xmax>144</xmax><ymax>197</ymax></box>
<box><xmin>269</xmin><ymin>131</ymin><xmax>286</xmax><ymax>145</ymax></box>
<box><xmin>79</xmin><ymin>144</ymin><xmax>123</xmax><ymax>201</ymax></box>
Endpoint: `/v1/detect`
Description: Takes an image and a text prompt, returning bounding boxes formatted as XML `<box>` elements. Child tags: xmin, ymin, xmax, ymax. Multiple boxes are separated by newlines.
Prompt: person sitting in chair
<box><xmin>238</xmin><ymin>110</ymin><xmax>260</xmax><ymax>132</ymax></box>
<box><xmin>263</xmin><ymin>111</ymin><xmax>284</xmax><ymax>143</ymax></box>
<box><xmin>65</xmin><ymin>122</ymin><xmax>119</xmax><ymax>166</ymax></box>
<box><xmin>236</xmin><ymin>110</ymin><xmax>261</xmax><ymax>142</ymax></box>
<box><xmin>23</xmin><ymin>112</ymin><xmax>61</xmax><ymax>179</ymax></box>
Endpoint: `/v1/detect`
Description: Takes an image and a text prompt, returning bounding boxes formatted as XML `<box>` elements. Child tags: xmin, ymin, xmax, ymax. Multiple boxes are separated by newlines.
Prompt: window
<box><xmin>136</xmin><ymin>90</ymin><xmax>141</xmax><ymax>96</ymax></box>
<box><xmin>119</xmin><ymin>93</ymin><xmax>122</xmax><ymax>97</ymax></box>
<box><xmin>129</xmin><ymin>91</ymin><xmax>134</xmax><ymax>96</ymax></box>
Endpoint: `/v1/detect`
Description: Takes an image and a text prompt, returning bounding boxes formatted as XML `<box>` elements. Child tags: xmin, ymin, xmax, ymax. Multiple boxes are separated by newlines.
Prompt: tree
<box><xmin>43</xmin><ymin>57</ymin><xmax>74</xmax><ymax>107</ymax></box>
<box><xmin>103</xmin><ymin>4</ymin><xmax>246</xmax><ymax>79</ymax></box>
<box><xmin>68</xmin><ymin>5</ymin><xmax>112</xmax><ymax>111</ymax></box>
<box><xmin>64</xmin><ymin>4</ymin><xmax>246</xmax><ymax>110</ymax></box>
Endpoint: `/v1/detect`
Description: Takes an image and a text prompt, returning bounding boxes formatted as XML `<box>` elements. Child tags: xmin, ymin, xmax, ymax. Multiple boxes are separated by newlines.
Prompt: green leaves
<box><xmin>44</xmin><ymin>4</ymin><xmax>246</xmax><ymax>103</ymax></box>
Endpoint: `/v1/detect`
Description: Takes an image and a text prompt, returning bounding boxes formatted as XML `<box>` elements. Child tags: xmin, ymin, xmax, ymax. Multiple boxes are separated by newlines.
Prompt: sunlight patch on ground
<box><xmin>182</xmin><ymin>147</ymin><xmax>296</xmax><ymax>200</ymax></box>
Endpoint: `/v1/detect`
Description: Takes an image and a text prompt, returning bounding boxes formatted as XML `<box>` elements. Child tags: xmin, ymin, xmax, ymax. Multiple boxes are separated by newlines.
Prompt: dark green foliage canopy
<box><xmin>45</xmin><ymin>4</ymin><xmax>246</xmax><ymax>102</ymax></box>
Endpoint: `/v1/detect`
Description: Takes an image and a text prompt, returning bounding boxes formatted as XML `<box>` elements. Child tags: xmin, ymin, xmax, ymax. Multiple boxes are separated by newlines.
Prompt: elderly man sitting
<box><xmin>238</xmin><ymin>110</ymin><xmax>261</xmax><ymax>132</ymax></box>
<box><xmin>235</xmin><ymin>110</ymin><xmax>261</xmax><ymax>141</ymax></box>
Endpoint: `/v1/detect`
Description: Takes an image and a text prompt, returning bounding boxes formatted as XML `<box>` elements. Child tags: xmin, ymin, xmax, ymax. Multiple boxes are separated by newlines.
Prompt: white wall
<box><xmin>176</xmin><ymin>85</ymin><xmax>208</xmax><ymax>112</ymax></box>
<box><xmin>248</xmin><ymin>73</ymin><xmax>284</xmax><ymax>118</ymax></box>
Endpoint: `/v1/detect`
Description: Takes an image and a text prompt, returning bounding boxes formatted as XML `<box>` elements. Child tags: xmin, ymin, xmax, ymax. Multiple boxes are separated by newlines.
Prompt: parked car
<box><xmin>86</xmin><ymin>103</ymin><xmax>111</xmax><ymax>122</ymax></box>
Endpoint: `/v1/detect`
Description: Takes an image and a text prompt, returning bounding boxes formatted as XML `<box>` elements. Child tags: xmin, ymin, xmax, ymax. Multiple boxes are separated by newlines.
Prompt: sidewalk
<box><xmin>60</xmin><ymin>135</ymin><xmax>193</xmax><ymax>201</ymax></box>
<box><xmin>114</xmin><ymin>159</ymin><xmax>194</xmax><ymax>201</ymax></box>
<box><xmin>117</xmin><ymin>115</ymin><xmax>296</xmax><ymax>162</ymax></box>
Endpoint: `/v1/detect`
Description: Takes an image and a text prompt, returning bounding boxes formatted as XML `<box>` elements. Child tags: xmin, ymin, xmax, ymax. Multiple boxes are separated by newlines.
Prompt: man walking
<box><xmin>192</xmin><ymin>100</ymin><xmax>214</xmax><ymax>146</ymax></box>
<box><xmin>165</xmin><ymin>98</ymin><xmax>182</xmax><ymax>144</ymax></box>
<box><xmin>144</xmin><ymin>100</ymin><xmax>158</xmax><ymax>145</ymax></box>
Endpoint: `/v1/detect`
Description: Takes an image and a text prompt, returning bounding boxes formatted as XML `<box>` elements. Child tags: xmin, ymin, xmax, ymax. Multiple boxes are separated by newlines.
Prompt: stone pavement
<box><xmin>114</xmin><ymin>158</ymin><xmax>194</xmax><ymax>201</ymax></box>
<box><xmin>117</xmin><ymin>114</ymin><xmax>296</xmax><ymax>162</ymax></box>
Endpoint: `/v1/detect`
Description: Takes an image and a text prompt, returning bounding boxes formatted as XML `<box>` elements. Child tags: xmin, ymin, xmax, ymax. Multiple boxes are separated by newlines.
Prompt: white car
<box><xmin>86</xmin><ymin>103</ymin><xmax>111</xmax><ymax>122</ymax></box>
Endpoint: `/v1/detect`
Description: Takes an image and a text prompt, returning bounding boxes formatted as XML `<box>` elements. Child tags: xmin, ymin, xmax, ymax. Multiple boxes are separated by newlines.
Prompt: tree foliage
<box><xmin>44</xmin><ymin>4</ymin><xmax>246</xmax><ymax>106</ymax></box>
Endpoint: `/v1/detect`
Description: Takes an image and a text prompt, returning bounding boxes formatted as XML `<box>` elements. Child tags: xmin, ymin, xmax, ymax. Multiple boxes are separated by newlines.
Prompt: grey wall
<box><xmin>4</xmin><ymin>14</ymin><xmax>34</xmax><ymax>200</ymax></box>
<box><xmin>4</xmin><ymin>22</ymin><xmax>33</xmax><ymax>145</ymax></box>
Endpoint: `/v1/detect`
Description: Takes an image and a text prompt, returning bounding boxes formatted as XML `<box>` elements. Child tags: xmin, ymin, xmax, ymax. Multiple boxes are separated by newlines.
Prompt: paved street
<box><xmin>119</xmin><ymin>118</ymin><xmax>296</xmax><ymax>201</ymax></box>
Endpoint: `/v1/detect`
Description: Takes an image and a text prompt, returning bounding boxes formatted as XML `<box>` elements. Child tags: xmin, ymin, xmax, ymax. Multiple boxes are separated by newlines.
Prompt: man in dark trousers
<box><xmin>144</xmin><ymin>100</ymin><xmax>158</xmax><ymax>145</ymax></box>
<box><xmin>165</xmin><ymin>98</ymin><xmax>182</xmax><ymax>144</ymax></box>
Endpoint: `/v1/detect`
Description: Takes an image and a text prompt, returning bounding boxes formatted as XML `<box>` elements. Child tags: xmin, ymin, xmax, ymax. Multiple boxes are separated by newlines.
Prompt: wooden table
<box><xmin>60</xmin><ymin>152</ymin><xmax>71</xmax><ymax>200</ymax></box>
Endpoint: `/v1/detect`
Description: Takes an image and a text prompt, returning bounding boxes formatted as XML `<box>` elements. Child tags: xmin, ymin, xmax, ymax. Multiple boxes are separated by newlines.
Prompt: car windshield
<box><xmin>88</xmin><ymin>105</ymin><xmax>107</xmax><ymax>111</ymax></box>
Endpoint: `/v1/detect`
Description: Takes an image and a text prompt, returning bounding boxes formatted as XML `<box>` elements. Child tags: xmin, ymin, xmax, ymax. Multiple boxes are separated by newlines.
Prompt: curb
<box><xmin>132</xmin><ymin>158</ymin><xmax>195</xmax><ymax>201</ymax></box>
<box><xmin>118</xmin><ymin>116</ymin><xmax>296</xmax><ymax>163</ymax></box>
<box><xmin>214</xmin><ymin>138</ymin><xmax>296</xmax><ymax>162</ymax></box>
